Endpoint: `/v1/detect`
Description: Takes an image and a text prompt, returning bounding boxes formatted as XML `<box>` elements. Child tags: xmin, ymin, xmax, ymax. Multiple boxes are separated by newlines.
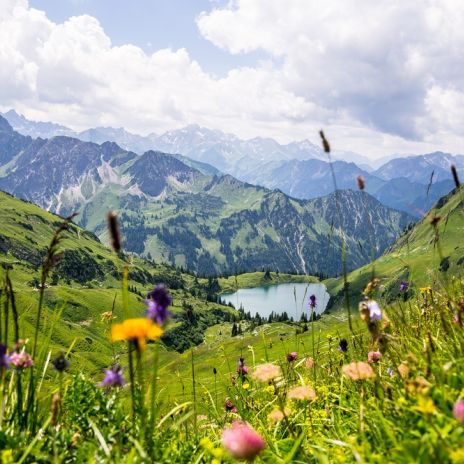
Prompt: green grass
<box><xmin>0</xmin><ymin>189</ymin><xmax>463</xmax><ymax>462</ymax></box>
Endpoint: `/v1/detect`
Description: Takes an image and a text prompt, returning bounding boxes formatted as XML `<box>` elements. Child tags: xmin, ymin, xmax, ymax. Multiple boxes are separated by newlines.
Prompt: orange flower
<box><xmin>111</xmin><ymin>318</ymin><xmax>163</xmax><ymax>350</ymax></box>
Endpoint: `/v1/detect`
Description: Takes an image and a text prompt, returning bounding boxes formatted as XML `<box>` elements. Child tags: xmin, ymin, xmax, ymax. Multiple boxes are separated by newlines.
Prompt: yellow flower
<box><xmin>212</xmin><ymin>448</ymin><xmax>224</xmax><ymax>458</ymax></box>
<box><xmin>450</xmin><ymin>448</ymin><xmax>464</xmax><ymax>463</ymax></box>
<box><xmin>419</xmin><ymin>287</ymin><xmax>432</xmax><ymax>295</ymax></box>
<box><xmin>414</xmin><ymin>396</ymin><xmax>436</xmax><ymax>415</ymax></box>
<box><xmin>111</xmin><ymin>318</ymin><xmax>163</xmax><ymax>350</ymax></box>
<box><xmin>242</xmin><ymin>382</ymin><xmax>250</xmax><ymax>390</ymax></box>
<box><xmin>264</xmin><ymin>385</ymin><xmax>275</xmax><ymax>394</ymax></box>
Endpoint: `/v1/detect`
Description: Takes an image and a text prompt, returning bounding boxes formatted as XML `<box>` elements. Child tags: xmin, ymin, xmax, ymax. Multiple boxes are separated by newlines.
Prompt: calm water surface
<box><xmin>220</xmin><ymin>283</ymin><xmax>330</xmax><ymax>320</ymax></box>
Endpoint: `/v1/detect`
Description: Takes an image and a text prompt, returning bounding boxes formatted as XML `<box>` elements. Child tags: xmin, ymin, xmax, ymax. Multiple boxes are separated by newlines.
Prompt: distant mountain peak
<box><xmin>0</xmin><ymin>115</ymin><xmax>13</xmax><ymax>133</ymax></box>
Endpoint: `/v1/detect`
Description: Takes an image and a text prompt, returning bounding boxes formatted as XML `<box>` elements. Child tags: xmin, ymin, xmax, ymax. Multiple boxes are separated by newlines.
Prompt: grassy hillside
<box><xmin>325</xmin><ymin>187</ymin><xmax>464</xmax><ymax>306</ymax></box>
<box><xmin>0</xmin><ymin>190</ymin><xmax>240</xmax><ymax>373</ymax></box>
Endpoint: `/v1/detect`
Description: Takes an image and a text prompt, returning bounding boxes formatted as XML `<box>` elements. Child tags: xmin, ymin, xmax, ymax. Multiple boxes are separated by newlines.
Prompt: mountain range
<box><xmin>2</xmin><ymin>110</ymin><xmax>462</xmax><ymax>217</ymax></box>
<box><xmin>0</xmin><ymin>115</ymin><xmax>412</xmax><ymax>276</ymax></box>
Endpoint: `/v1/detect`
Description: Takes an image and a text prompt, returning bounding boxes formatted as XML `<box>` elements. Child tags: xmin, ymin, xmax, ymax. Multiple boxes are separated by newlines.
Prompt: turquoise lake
<box><xmin>220</xmin><ymin>282</ymin><xmax>330</xmax><ymax>320</ymax></box>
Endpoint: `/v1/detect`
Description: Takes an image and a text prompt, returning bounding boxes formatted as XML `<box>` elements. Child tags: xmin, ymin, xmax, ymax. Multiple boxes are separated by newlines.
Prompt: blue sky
<box><xmin>1</xmin><ymin>0</ymin><xmax>464</xmax><ymax>157</ymax></box>
<box><xmin>28</xmin><ymin>0</ymin><xmax>263</xmax><ymax>77</ymax></box>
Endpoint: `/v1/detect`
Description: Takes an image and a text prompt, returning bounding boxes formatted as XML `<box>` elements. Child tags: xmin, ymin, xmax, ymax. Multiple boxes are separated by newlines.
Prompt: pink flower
<box><xmin>367</xmin><ymin>351</ymin><xmax>382</xmax><ymax>364</ymax></box>
<box><xmin>453</xmin><ymin>399</ymin><xmax>464</xmax><ymax>424</ymax></box>
<box><xmin>252</xmin><ymin>363</ymin><xmax>282</xmax><ymax>382</ymax></box>
<box><xmin>305</xmin><ymin>357</ymin><xmax>314</xmax><ymax>369</ymax></box>
<box><xmin>10</xmin><ymin>351</ymin><xmax>33</xmax><ymax>369</ymax></box>
<box><xmin>287</xmin><ymin>385</ymin><xmax>316</xmax><ymax>401</ymax></box>
<box><xmin>222</xmin><ymin>421</ymin><xmax>266</xmax><ymax>460</ymax></box>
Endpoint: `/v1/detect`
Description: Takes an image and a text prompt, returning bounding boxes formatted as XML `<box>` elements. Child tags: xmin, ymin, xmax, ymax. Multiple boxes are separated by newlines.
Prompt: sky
<box><xmin>1</xmin><ymin>0</ymin><xmax>464</xmax><ymax>158</ymax></box>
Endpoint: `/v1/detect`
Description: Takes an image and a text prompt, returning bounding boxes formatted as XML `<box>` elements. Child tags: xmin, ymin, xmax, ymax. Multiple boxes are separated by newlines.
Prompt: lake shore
<box><xmin>218</xmin><ymin>271</ymin><xmax>319</xmax><ymax>293</ymax></box>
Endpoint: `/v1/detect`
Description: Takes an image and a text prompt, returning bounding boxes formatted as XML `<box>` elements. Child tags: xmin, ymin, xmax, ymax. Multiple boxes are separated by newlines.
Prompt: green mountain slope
<box><xmin>0</xmin><ymin>117</ymin><xmax>413</xmax><ymax>276</ymax></box>
<box><xmin>325</xmin><ymin>188</ymin><xmax>464</xmax><ymax>305</ymax></box>
<box><xmin>0</xmin><ymin>190</ymin><xmax>241</xmax><ymax>373</ymax></box>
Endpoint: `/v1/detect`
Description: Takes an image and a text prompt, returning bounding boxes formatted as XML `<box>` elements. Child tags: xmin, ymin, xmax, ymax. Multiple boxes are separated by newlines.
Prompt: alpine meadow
<box><xmin>0</xmin><ymin>1</ymin><xmax>464</xmax><ymax>463</ymax></box>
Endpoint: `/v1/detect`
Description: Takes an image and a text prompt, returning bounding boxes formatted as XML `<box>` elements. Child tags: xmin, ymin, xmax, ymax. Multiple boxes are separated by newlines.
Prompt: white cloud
<box><xmin>198</xmin><ymin>0</ymin><xmax>464</xmax><ymax>145</ymax></box>
<box><xmin>0</xmin><ymin>0</ymin><xmax>464</xmax><ymax>157</ymax></box>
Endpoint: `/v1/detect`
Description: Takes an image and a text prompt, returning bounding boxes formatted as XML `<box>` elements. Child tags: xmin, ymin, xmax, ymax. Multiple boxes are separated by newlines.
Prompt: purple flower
<box><xmin>99</xmin><ymin>364</ymin><xmax>125</xmax><ymax>388</ymax></box>
<box><xmin>10</xmin><ymin>351</ymin><xmax>33</xmax><ymax>369</ymax></box>
<box><xmin>225</xmin><ymin>398</ymin><xmax>237</xmax><ymax>413</ymax></box>
<box><xmin>399</xmin><ymin>281</ymin><xmax>409</xmax><ymax>292</ymax></box>
<box><xmin>0</xmin><ymin>344</ymin><xmax>10</xmax><ymax>370</ymax></box>
<box><xmin>367</xmin><ymin>300</ymin><xmax>382</xmax><ymax>321</ymax></box>
<box><xmin>146</xmin><ymin>284</ymin><xmax>172</xmax><ymax>325</ymax></box>
<box><xmin>387</xmin><ymin>367</ymin><xmax>395</xmax><ymax>377</ymax></box>
<box><xmin>237</xmin><ymin>357</ymin><xmax>249</xmax><ymax>376</ymax></box>
<box><xmin>338</xmin><ymin>339</ymin><xmax>348</xmax><ymax>352</ymax></box>
<box><xmin>52</xmin><ymin>353</ymin><xmax>70</xmax><ymax>372</ymax></box>
<box><xmin>308</xmin><ymin>294</ymin><xmax>317</xmax><ymax>309</ymax></box>
<box><xmin>286</xmin><ymin>352</ymin><xmax>298</xmax><ymax>362</ymax></box>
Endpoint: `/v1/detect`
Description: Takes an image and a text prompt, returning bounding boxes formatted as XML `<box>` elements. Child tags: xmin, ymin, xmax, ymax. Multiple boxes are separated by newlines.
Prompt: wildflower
<box><xmin>338</xmin><ymin>339</ymin><xmax>348</xmax><ymax>352</ymax></box>
<box><xmin>451</xmin><ymin>165</ymin><xmax>461</xmax><ymax>188</ymax></box>
<box><xmin>222</xmin><ymin>421</ymin><xmax>266</xmax><ymax>461</ymax></box>
<box><xmin>453</xmin><ymin>400</ymin><xmax>464</xmax><ymax>424</ymax></box>
<box><xmin>225</xmin><ymin>399</ymin><xmax>237</xmax><ymax>413</ymax></box>
<box><xmin>107</xmin><ymin>211</ymin><xmax>121</xmax><ymax>252</ymax></box>
<box><xmin>387</xmin><ymin>367</ymin><xmax>395</xmax><ymax>377</ymax></box>
<box><xmin>399</xmin><ymin>281</ymin><xmax>409</xmax><ymax>292</ymax></box>
<box><xmin>308</xmin><ymin>294</ymin><xmax>317</xmax><ymax>309</ymax></box>
<box><xmin>268</xmin><ymin>409</ymin><xmax>285</xmax><ymax>422</ymax></box>
<box><xmin>242</xmin><ymin>382</ymin><xmax>250</xmax><ymax>390</ymax></box>
<box><xmin>288</xmin><ymin>385</ymin><xmax>316</xmax><ymax>401</ymax></box>
<box><xmin>10</xmin><ymin>351</ymin><xmax>33</xmax><ymax>369</ymax></box>
<box><xmin>367</xmin><ymin>300</ymin><xmax>382</xmax><ymax>321</ymax></box>
<box><xmin>342</xmin><ymin>362</ymin><xmax>375</xmax><ymax>380</ymax></box>
<box><xmin>419</xmin><ymin>287</ymin><xmax>432</xmax><ymax>295</ymax></box>
<box><xmin>367</xmin><ymin>351</ymin><xmax>382</xmax><ymax>364</ymax></box>
<box><xmin>52</xmin><ymin>353</ymin><xmax>69</xmax><ymax>372</ymax></box>
<box><xmin>237</xmin><ymin>357</ymin><xmax>249</xmax><ymax>376</ymax></box>
<box><xmin>429</xmin><ymin>215</ymin><xmax>441</xmax><ymax>227</ymax></box>
<box><xmin>305</xmin><ymin>357</ymin><xmax>314</xmax><ymax>369</ymax></box>
<box><xmin>415</xmin><ymin>396</ymin><xmax>436</xmax><ymax>415</ymax></box>
<box><xmin>71</xmin><ymin>432</ymin><xmax>81</xmax><ymax>446</ymax></box>
<box><xmin>407</xmin><ymin>376</ymin><xmax>431</xmax><ymax>395</ymax></box>
<box><xmin>319</xmin><ymin>130</ymin><xmax>330</xmax><ymax>153</ymax></box>
<box><xmin>99</xmin><ymin>364</ymin><xmax>125</xmax><ymax>388</ymax></box>
<box><xmin>252</xmin><ymin>363</ymin><xmax>282</xmax><ymax>382</ymax></box>
<box><xmin>111</xmin><ymin>318</ymin><xmax>163</xmax><ymax>350</ymax></box>
<box><xmin>363</xmin><ymin>278</ymin><xmax>380</xmax><ymax>296</ymax></box>
<box><xmin>286</xmin><ymin>352</ymin><xmax>298</xmax><ymax>362</ymax></box>
<box><xmin>264</xmin><ymin>385</ymin><xmax>275</xmax><ymax>394</ymax></box>
<box><xmin>101</xmin><ymin>311</ymin><xmax>113</xmax><ymax>322</ymax></box>
<box><xmin>146</xmin><ymin>284</ymin><xmax>172</xmax><ymax>326</ymax></box>
<box><xmin>0</xmin><ymin>344</ymin><xmax>10</xmax><ymax>370</ymax></box>
<box><xmin>397</xmin><ymin>363</ymin><xmax>410</xmax><ymax>379</ymax></box>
